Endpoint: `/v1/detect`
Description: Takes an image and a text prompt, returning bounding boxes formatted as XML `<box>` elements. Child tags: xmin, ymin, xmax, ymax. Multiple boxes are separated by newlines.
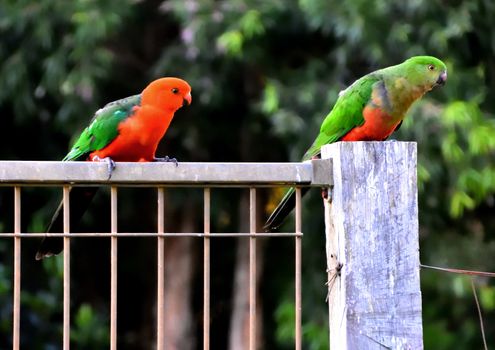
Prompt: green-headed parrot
<box><xmin>264</xmin><ymin>56</ymin><xmax>447</xmax><ymax>231</ymax></box>
<box><xmin>36</xmin><ymin>77</ymin><xmax>192</xmax><ymax>259</ymax></box>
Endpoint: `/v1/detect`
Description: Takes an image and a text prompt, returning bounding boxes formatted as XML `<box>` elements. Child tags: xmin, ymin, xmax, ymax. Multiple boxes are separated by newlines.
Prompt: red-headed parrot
<box><xmin>264</xmin><ymin>56</ymin><xmax>447</xmax><ymax>231</ymax></box>
<box><xmin>36</xmin><ymin>77</ymin><xmax>192</xmax><ymax>259</ymax></box>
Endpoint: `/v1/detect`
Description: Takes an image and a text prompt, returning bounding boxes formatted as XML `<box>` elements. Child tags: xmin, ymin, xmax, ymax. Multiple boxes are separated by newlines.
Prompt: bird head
<box><xmin>402</xmin><ymin>56</ymin><xmax>448</xmax><ymax>91</ymax></box>
<box><xmin>142</xmin><ymin>77</ymin><xmax>192</xmax><ymax>111</ymax></box>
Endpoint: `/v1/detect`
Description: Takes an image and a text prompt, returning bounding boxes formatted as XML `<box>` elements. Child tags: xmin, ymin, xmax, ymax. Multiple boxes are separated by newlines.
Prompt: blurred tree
<box><xmin>1</xmin><ymin>0</ymin><xmax>495</xmax><ymax>349</ymax></box>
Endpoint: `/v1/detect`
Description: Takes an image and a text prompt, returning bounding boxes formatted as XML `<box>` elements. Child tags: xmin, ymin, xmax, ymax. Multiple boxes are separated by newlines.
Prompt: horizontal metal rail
<box><xmin>0</xmin><ymin>160</ymin><xmax>332</xmax><ymax>186</ymax></box>
<box><xmin>0</xmin><ymin>232</ymin><xmax>302</xmax><ymax>237</ymax></box>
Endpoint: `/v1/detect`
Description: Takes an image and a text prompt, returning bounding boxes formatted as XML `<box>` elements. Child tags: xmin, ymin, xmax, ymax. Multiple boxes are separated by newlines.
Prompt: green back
<box><xmin>63</xmin><ymin>94</ymin><xmax>141</xmax><ymax>161</ymax></box>
<box><xmin>302</xmin><ymin>75</ymin><xmax>378</xmax><ymax>160</ymax></box>
<box><xmin>302</xmin><ymin>56</ymin><xmax>446</xmax><ymax>161</ymax></box>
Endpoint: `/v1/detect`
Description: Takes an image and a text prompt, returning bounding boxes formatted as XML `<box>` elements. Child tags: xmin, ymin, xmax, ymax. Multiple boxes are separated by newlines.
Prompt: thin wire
<box><xmin>471</xmin><ymin>279</ymin><xmax>488</xmax><ymax>350</ymax></box>
<box><xmin>423</xmin><ymin>263</ymin><xmax>491</xmax><ymax>350</ymax></box>
<box><xmin>420</xmin><ymin>264</ymin><xmax>495</xmax><ymax>278</ymax></box>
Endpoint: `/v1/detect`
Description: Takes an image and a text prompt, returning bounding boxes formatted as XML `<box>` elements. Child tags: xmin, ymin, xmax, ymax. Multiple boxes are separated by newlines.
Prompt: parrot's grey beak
<box><xmin>183</xmin><ymin>92</ymin><xmax>192</xmax><ymax>106</ymax></box>
<box><xmin>436</xmin><ymin>71</ymin><xmax>447</xmax><ymax>86</ymax></box>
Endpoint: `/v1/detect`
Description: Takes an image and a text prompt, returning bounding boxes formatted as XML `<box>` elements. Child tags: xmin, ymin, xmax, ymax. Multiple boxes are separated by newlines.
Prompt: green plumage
<box><xmin>302</xmin><ymin>77</ymin><xmax>376</xmax><ymax>160</ymax></box>
<box><xmin>35</xmin><ymin>95</ymin><xmax>142</xmax><ymax>260</ymax></box>
<box><xmin>265</xmin><ymin>56</ymin><xmax>447</xmax><ymax>231</ymax></box>
<box><xmin>63</xmin><ymin>94</ymin><xmax>141</xmax><ymax>161</ymax></box>
<box><xmin>302</xmin><ymin>56</ymin><xmax>447</xmax><ymax>160</ymax></box>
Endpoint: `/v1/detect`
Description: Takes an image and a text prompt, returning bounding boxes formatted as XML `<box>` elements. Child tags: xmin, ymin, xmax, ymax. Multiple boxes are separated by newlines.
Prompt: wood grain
<box><xmin>323</xmin><ymin>142</ymin><xmax>422</xmax><ymax>350</ymax></box>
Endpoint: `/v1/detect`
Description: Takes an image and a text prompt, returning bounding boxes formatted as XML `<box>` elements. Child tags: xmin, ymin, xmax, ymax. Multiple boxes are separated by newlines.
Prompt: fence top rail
<box><xmin>0</xmin><ymin>159</ymin><xmax>332</xmax><ymax>187</ymax></box>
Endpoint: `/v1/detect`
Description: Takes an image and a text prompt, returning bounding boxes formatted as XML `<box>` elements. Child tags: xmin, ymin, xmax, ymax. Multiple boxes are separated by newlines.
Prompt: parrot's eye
<box><xmin>171</xmin><ymin>88</ymin><xmax>179</xmax><ymax>94</ymax></box>
<box><xmin>428</xmin><ymin>64</ymin><xmax>435</xmax><ymax>71</ymax></box>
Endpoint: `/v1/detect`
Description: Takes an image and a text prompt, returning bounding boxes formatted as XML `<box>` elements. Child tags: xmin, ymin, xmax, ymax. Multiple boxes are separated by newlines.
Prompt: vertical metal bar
<box><xmin>249</xmin><ymin>187</ymin><xmax>256</xmax><ymax>350</ymax></box>
<box><xmin>203</xmin><ymin>188</ymin><xmax>211</xmax><ymax>350</ymax></box>
<box><xmin>13</xmin><ymin>187</ymin><xmax>21</xmax><ymax>350</ymax></box>
<box><xmin>110</xmin><ymin>187</ymin><xmax>118</xmax><ymax>350</ymax></box>
<box><xmin>156</xmin><ymin>188</ymin><xmax>165</xmax><ymax>350</ymax></box>
<box><xmin>63</xmin><ymin>186</ymin><xmax>70</xmax><ymax>350</ymax></box>
<box><xmin>295</xmin><ymin>187</ymin><xmax>302</xmax><ymax>350</ymax></box>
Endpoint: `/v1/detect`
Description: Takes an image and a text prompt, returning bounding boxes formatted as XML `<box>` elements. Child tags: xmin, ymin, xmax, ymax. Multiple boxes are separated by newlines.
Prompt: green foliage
<box><xmin>440</xmin><ymin>101</ymin><xmax>495</xmax><ymax>216</ymax></box>
<box><xmin>275</xmin><ymin>299</ymin><xmax>329</xmax><ymax>350</ymax></box>
<box><xmin>217</xmin><ymin>30</ymin><xmax>244</xmax><ymax>57</ymax></box>
<box><xmin>217</xmin><ymin>10</ymin><xmax>264</xmax><ymax>57</ymax></box>
<box><xmin>1</xmin><ymin>0</ymin><xmax>495</xmax><ymax>348</ymax></box>
<box><xmin>0</xmin><ymin>0</ymin><xmax>131</xmax><ymax>131</ymax></box>
<box><xmin>71</xmin><ymin>304</ymin><xmax>109</xmax><ymax>348</ymax></box>
<box><xmin>480</xmin><ymin>285</ymin><xmax>495</xmax><ymax>311</ymax></box>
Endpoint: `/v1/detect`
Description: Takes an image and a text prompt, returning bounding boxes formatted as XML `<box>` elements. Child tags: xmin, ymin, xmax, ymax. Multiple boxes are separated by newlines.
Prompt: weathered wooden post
<box><xmin>322</xmin><ymin>142</ymin><xmax>422</xmax><ymax>350</ymax></box>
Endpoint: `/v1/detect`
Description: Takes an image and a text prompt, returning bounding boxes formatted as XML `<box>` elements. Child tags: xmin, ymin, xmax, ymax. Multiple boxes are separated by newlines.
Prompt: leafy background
<box><xmin>1</xmin><ymin>0</ymin><xmax>495</xmax><ymax>349</ymax></box>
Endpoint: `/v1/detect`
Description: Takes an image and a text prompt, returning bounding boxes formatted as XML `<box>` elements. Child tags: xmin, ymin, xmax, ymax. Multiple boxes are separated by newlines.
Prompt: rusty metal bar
<box><xmin>110</xmin><ymin>187</ymin><xmax>118</xmax><ymax>350</ymax></box>
<box><xmin>249</xmin><ymin>187</ymin><xmax>256</xmax><ymax>350</ymax></box>
<box><xmin>13</xmin><ymin>187</ymin><xmax>21</xmax><ymax>350</ymax></box>
<box><xmin>0</xmin><ymin>232</ymin><xmax>302</xmax><ymax>238</ymax></box>
<box><xmin>63</xmin><ymin>186</ymin><xmax>70</xmax><ymax>350</ymax></box>
<box><xmin>203</xmin><ymin>188</ymin><xmax>210</xmax><ymax>350</ymax></box>
<box><xmin>156</xmin><ymin>187</ymin><xmax>165</xmax><ymax>350</ymax></box>
<box><xmin>0</xmin><ymin>160</ymin><xmax>332</xmax><ymax>187</ymax></box>
<box><xmin>295</xmin><ymin>187</ymin><xmax>302</xmax><ymax>350</ymax></box>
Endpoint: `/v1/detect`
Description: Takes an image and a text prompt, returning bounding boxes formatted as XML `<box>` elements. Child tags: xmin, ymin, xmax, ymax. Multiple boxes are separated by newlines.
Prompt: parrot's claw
<box><xmin>91</xmin><ymin>155</ymin><xmax>116</xmax><ymax>179</ymax></box>
<box><xmin>154</xmin><ymin>156</ymin><xmax>178</xmax><ymax>167</ymax></box>
<box><xmin>105</xmin><ymin>158</ymin><xmax>116</xmax><ymax>179</ymax></box>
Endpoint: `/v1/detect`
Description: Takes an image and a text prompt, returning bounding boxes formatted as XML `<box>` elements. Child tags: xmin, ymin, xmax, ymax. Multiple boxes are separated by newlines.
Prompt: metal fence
<box><xmin>0</xmin><ymin>160</ymin><xmax>332</xmax><ymax>350</ymax></box>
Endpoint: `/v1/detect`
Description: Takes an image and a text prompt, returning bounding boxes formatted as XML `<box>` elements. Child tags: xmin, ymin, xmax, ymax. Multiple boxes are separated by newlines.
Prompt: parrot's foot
<box><xmin>91</xmin><ymin>156</ymin><xmax>116</xmax><ymax>179</ymax></box>
<box><xmin>154</xmin><ymin>156</ymin><xmax>178</xmax><ymax>167</ymax></box>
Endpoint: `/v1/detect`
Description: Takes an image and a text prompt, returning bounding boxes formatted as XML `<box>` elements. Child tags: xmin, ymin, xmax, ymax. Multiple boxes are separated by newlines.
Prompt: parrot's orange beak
<box><xmin>183</xmin><ymin>92</ymin><xmax>192</xmax><ymax>106</ymax></box>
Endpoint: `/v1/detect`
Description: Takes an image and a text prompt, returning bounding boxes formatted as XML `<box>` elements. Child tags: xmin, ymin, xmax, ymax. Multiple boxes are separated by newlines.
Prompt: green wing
<box><xmin>302</xmin><ymin>75</ymin><xmax>379</xmax><ymax>161</ymax></box>
<box><xmin>63</xmin><ymin>94</ymin><xmax>141</xmax><ymax>161</ymax></box>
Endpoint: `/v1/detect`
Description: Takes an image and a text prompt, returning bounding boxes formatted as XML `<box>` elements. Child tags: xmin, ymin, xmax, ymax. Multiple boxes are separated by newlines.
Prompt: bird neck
<box><xmin>382</xmin><ymin>75</ymin><xmax>428</xmax><ymax>118</ymax></box>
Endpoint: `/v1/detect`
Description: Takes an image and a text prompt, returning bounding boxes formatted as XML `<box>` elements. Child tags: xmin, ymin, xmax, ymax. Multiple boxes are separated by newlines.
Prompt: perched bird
<box><xmin>36</xmin><ymin>77</ymin><xmax>192</xmax><ymax>259</ymax></box>
<box><xmin>264</xmin><ymin>56</ymin><xmax>447</xmax><ymax>231</ymax></box>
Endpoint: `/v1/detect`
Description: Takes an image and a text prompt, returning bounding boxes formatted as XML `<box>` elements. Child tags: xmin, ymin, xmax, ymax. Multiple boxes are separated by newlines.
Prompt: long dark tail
<box><xmin>263</xmin><ymin>187</ymin><xmax>310</xmax><ymax>232</ymax></box>
<box><xmin>35</xmin><ymin>187</ymin><xmax>98</xmax><ymax>260</ymax></box>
